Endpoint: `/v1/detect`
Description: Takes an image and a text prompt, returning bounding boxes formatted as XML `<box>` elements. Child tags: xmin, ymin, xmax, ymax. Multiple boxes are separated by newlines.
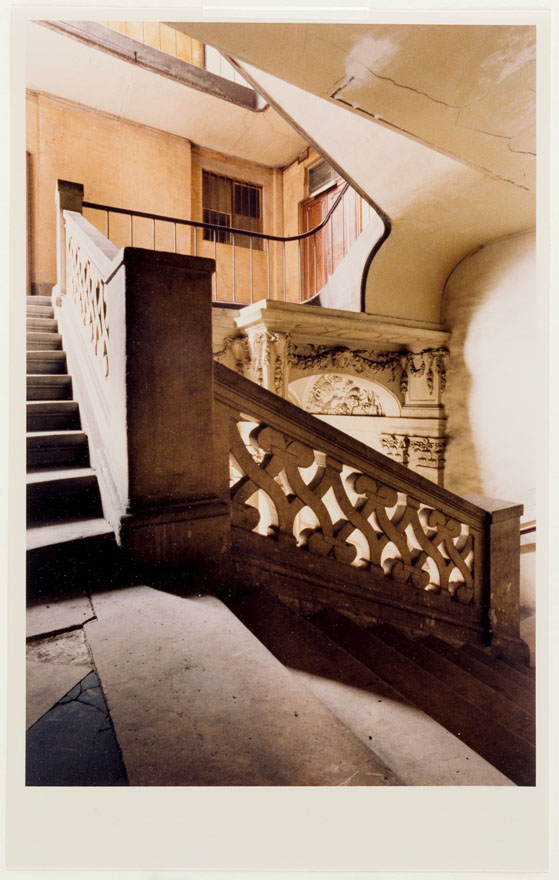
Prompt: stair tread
<box><xmin>461</xmin><ymin>642</ymin><xmax>535</xmax><ymax>685</ymax></box>
<box><xmin>26</xmin><ymin>318</ymin><xmax>58</xmax><ymax>331</ymax></box>
<box><xmin>27</xmin><ymin>430</ymin><xmax>87</xmax><ymax>443</ymax></box>
<box><xmin>372</xmin><ymin>623</ymin><xmax>535</xmax><ymax>746</ymax></box>
<box><xmin>310</xmin><ymin>609</ymin><xmax>535</xmax><ymax>786</ymax></box>
<box><xmin>422</xmin><ymin>635</ymin><xmax>535</xmax><ymax>713</ymax></box>
<box><xmin>85</xmin><ymin>587</ymin><xmax>402</xmax><ymax>786</ymax></box>
<box><xmin>27</xmin><ymin>517</ymin><xmax>113</xmax><ymax>551</ymax></box>
<box><xmin>27</xmin><ymin>374</ymin><xmax>71</xmax><ymax>382</ymax></box>
<box><xmin>26</xmin><ymin>296</ymin><xmax>52</xmax><ymax>305</ymax></box>
<box><xmin>26</xmin><ymin>467</ymin><xmax>97</xmax><ymax>485</ymax></box>
<box><xmin>228</xmin><ymin>590</ymin><xmax>513</xmax><ymax>786</ymax></box>
<box><xmin>27</xmin><ymin>401</ymin><xmax>79</xmax><ymax>410</ymax></box>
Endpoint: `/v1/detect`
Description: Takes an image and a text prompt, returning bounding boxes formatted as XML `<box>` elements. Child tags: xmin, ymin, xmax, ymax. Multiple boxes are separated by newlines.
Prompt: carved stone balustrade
<box><xmin>54</xmin><ymin>180</ymin><xmax>229</xmax><ymax>570</ymax></box>
<box><xmin>213</xmin><ymin>298</ymin><xmax>450</xmax><ymax>485</ymax></box>
<box><xmin>214</xmin><ymin>363</ymin><xmax>528</xmax><ymax>664</ymax></box>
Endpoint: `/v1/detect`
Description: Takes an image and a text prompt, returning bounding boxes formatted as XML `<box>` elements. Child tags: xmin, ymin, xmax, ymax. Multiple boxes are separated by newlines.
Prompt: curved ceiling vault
<box><xmin>172</xmin><ymin>23</ymin><xmax>536</xmax><ymax>325</ymax></box>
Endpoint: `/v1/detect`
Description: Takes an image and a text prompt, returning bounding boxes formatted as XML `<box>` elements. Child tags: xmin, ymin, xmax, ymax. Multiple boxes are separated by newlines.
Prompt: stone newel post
<box><xmin>113</xmin><ymin>249</ymin><xmax>231</xmax><ymax>569</ymax></box>
<box><xmin>466</xmin><ymin>494</ymin><xmax>529</xmax><ymax>664</ymax></box>
<box><xmin>53</xmin><ymin>179</ymin><xmax>84</xmax><ymax>304</ymax></box>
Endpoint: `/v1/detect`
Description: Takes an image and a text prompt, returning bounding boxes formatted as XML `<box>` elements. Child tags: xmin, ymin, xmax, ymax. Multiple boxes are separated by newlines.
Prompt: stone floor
<box><xmin>26</xmin><ymin>589</ymin><xmax>128</xmax><ymax>786</ymax></box>
<box><xmin>25</xmin><ymin>586</ymin><xmax>536</xmax><ymax>787</ymax></box>
<box><xmin>26</xmin><ymin>669</ymin><xmax>128</xmax><ymax>786</ymax></box>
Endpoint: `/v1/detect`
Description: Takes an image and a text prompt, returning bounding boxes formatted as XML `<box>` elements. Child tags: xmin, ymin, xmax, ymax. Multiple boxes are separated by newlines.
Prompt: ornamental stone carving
<box><xmin>214</xmin><ymin>335</ymin><xmax>251</xmax><ymax>375</ymax></box>
<box><xmin>399</xmin><ymin>349</ymin><xmax>448</xmax><ymax>398</ymax></box>
<box><xmin>380</xmin><ymin>433</ymin><xmax>409</xmax><ymax>464</ymax></box>
<box><xmin>288</xmin><ymin>344</ymin><xmax>402</xmax><ymax>382</ymax></box>
<box><xmin>248</xmin><ymin>329</ymin><xmax>290</xmax><ymax>396</ymax></box>
<box><xmin>305</xmin><ymin>374</ymin><xmax>384</xmax><ymax>416</ymax></box>
<box><xmin>409</xmin><ymin>436</ymin><xmax>447</xmax><ymax>469</ymax></box>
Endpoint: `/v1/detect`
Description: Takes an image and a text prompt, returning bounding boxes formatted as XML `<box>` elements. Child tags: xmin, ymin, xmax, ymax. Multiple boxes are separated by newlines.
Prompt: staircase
<box><xmin>26</xmin><ymin>295</ymin><xmax>117</xmax><ymax>595</ymax></box>
<box><xmin>227</xmin><ymin>589</ymin><xmax>535</xmax><ymax>786</ymax></box>
<box><xmin>28</xmin><ymin>581</ymin><xmax>534</xmax><ymax>786</ymax></box>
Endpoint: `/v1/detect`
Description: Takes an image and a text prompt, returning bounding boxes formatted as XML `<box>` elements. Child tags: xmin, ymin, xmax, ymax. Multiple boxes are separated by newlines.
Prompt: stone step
<box><xmin>309</xmin><ymin>609</ymin><xmax>535</xmax><ymax>786</ymax></box>
<box><xmin>26</xmin><ymin>295</ymin><xmax>53</xmax><ymax>306</ymax></box>
<box><xmin>27</xmin><ymin>515</ymin><xmax>113</xmax><ymax>551</ymax></box>
<box><xmin>26</xmin><ymin>317</ymin><xmax>58</xmax><ymax>333</ymax></box>
<box><xmin>85</xmin><ymin>587</ymin><xmax>402</xmax><ymax>786</ymax></box>
<box><xmin>27</xmin><ymin>304</ymin><xmax>54</xmax><ymax>319</ymax></box>
<box><xmin>27</xmin><ymin>431</ymin><xmax>89</xmax><ymax>470</ymax></box>
<box><xmin>227</xmin><ymin>590</ymin><xmax>513</xmax><ymax>786</ymax></box>
<box><xmin>27</xmin><ymin>351</ymin><xmax>67</xmax><ymax>375</ymax></box>
<box><xmin>27</xmin><ymin>467</ymin><xmax>103</xmax><ymax>525</ymax></box>
<box><xmin>460</xmin><ymin>642</ymin><xmax>536</xmax><ymax>685</ymax></box>
<box><xmin>27</xmin><ymin>519</ymin><xmax>120</xmax><ymax>599</ymax></box>
<box><xmin>422</xmin><ymin>635</ymin><xmax>535</xmax><ymax>716</ymax></box>
<box><xmin>372</xmin><ymin>623</ymin><xmax>535</xmax><ymax>746</ymax></box>
<box><xmin>27</xmin><ymin>401</ymin><xmax>80</xmax><ymax>432</ymax></box>
<box><xmin>27</xmin><ymin>375</ymin><xmax>72</xmax><ymax>401</ymax></box>
<box><xmin>27</xmin><ymin>332</ymin><xmax>63</xmax><ymax>351</ymax></box>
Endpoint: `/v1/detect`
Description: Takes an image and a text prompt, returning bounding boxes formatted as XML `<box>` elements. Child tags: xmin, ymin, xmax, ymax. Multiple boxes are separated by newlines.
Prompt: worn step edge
<box><xmin>228</xmin><ymin>590</ymin><xmax>514</xmax><ymax>786</ymax></box>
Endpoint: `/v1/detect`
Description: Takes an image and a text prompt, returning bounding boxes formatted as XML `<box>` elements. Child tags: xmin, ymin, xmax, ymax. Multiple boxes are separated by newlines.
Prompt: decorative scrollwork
<box><xmin>66</xmin><ymin>234</ymin><xmax>110</xmax><ymax>379</ymax></box>
<box><xmin>229</xmin><ymin>418</ymin><xmax>474</xmax><ymax>605</ymax></box>
<box><xmin>288</xmin><ymin>343</ymin><xmax>402</xmax><ymax>382</ymax></box>
<box><xmin>305</xmin><ymin>374</ymin><xmax>384</xmax><ymax>415</ymax></box>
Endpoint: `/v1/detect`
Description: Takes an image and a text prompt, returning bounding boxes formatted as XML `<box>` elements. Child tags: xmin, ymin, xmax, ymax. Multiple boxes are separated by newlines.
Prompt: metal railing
<box><xmin>82</xmin><ymin>182</ymin><xmax>371</xmax><ymax>305</ymax></box>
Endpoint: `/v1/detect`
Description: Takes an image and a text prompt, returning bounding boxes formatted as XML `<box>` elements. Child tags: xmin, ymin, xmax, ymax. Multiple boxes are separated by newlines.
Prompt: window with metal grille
<box><xmin>202</xmin><ymin>171</ymin><xmax>262</xmax><ymax>249</ymax></box>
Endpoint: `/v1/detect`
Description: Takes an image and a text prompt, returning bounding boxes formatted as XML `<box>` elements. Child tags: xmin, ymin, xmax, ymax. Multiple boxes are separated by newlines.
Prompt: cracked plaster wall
<box><xmin>219</xmin><ymin>62</ymin><xmax>534</xmax><ymax>324</ymax></box>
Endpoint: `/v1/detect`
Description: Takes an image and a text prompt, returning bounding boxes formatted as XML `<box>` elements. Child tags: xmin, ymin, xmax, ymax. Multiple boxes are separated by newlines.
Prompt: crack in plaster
<box><xmin>330</xmin><ymin>75</ymin><xmax>355</xmax><ymax>100</ymax></box>
<box><xmin>332</xmin><ymin>96</ymin><xmax>531</xmax><ymax>192</ymax></box>
<box><xmin>507</xmin><ymin>144</ymin><xmax>536</xmax><ymax>156</ymax></box>
<box><xmin>366</xmin><ymin>69</ymin><xmax>464</xmax><ymax>109</ymax></box>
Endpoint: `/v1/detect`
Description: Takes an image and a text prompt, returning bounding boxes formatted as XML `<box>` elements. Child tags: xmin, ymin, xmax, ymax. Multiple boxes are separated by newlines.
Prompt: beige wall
<box><xmin>442</xmin><ymin>231</ymin><xmax>536</xmax><ymax>606</ymax></box>
<box><xmin>27</xmin><ymin>90</ymin><xmax>193</xmax><ymax>293</ymax></box>
<box><xmin>191</xmin><ymin>144</ymin><xmax>283</xmax><ymax>304</ymax></box>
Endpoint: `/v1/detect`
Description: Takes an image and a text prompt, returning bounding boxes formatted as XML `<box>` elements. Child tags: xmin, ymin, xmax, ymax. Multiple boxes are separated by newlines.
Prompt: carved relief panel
<box><xmin>303</xmin><ymin>374</ymin><xmax>384</xmax><ymax>416</ymax></box>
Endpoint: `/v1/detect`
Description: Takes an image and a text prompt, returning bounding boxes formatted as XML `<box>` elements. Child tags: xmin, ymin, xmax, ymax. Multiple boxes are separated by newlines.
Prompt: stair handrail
<box><xmin>82</xmin><ymin>182</ymin><xmax>350</xmax><ymax>246</ymax></box>
<box><xmin>81</xmin><ymin>182</ymin><xmax>363</xmax><ymax>304</ymax></box>
<box><xmin>214</xmin><ymin>361</ymin><xmax>528</xmax><ymax>663</ymax></box>
<box><xmin>53</xmin><ymin>179</ymin><xmax>229</xmax><ymax>566</ymax></box>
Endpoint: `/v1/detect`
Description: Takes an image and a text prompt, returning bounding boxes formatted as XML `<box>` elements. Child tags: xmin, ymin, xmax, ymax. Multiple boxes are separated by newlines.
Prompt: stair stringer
<box><xmin>53</xmin><ymin>261</ymin><xmax>128</xmax><ymax>542</ymax></box>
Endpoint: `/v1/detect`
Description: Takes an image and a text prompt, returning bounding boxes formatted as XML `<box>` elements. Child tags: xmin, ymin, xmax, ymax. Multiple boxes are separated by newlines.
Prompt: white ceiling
<box><xmin>177</xmin><ymin>23</ymin><xmax>536</xmax><ymax>191</ymax></box>
<box><xmin>25</xmin><ymin>21</ymin><xmax>307</xmax><ymax>168</ymax></box>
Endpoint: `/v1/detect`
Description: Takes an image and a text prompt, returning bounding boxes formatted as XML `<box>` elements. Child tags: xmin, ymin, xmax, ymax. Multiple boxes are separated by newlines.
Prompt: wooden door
<box><xmin>299</xmin><ymin>179</ymin><xmax>349</xmax><ymax>300</ymax></box>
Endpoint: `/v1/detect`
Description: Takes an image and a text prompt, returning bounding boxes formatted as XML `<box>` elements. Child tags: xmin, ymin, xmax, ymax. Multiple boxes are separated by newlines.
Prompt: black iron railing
<box><xmin>82</xmin><ymin>182</ymin><xmax>372</xmax><ymax>304</ymax></box>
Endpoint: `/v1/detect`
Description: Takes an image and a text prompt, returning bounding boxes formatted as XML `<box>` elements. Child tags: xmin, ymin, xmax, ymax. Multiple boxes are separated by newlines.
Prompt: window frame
<box><xmin>202</xmin><ymin>170</ymin><xmax>263</xmax><ymax>249</ymax></box>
